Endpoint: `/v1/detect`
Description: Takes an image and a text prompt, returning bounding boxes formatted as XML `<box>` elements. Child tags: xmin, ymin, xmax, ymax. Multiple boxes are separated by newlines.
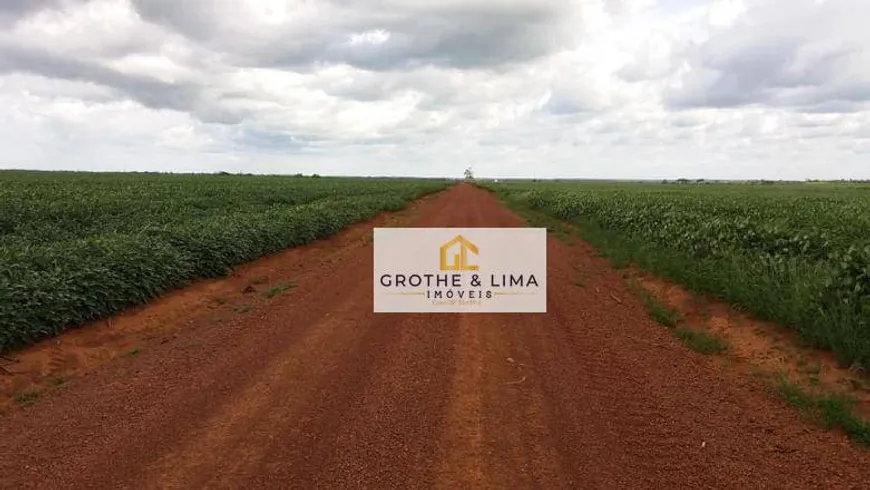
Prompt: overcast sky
<box><xmin>0</xmin><ymin>0</ymin><xmax>868</xmax><ymax>179</ymax></box>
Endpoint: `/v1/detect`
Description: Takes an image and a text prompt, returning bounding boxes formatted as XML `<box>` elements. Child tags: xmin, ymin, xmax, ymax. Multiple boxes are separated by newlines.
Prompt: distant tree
<box><xmin>311</xmin><ymin>173</ymin><xmax>321</xmax><ymax>178</ymax></box>
<box><xmin>464</xmin><ymin>167</ymin><xmax>474</xmax><ymax>180</ymax></box>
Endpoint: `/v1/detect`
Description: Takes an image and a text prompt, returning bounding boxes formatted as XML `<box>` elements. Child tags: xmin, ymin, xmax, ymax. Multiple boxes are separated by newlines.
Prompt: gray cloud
<box><xmin>0</xmin><ymin>44</ymin><xmax>249</xmax><ymax>124</ymax></box>
<box><xmin>0</xmin><ymin>0</ymin><xmax>83</xmax><ymax>27</ymax></box>
<box><xmin>669</xmin><ymin>114</ymin><xmax>704</xmax><ymax>128</ymax></box>
<box><xmin>0</xmin><ymin>0</ymin><xmax>582</xmax><ymax>139</ymax></box>
<box><xmin>131</xmin><ymin>0</ymin><xmax>580</xmax><ymax>71</ymax></box>
<box><xmin>320</xmin><ymin>68</ymin><xmax>443</xmax><ymax>103</ymax></box>
<box><xmin>543</xmin><ymin>89</ymin><xmax>602</xmax><ymax>115</ymax></box>
<box><xmin>798</xmin><ymin>100</ymin><xmax>868</xmax><ymax>115</ymax></box>
<box><xmin>0</xmin><ymin>0</ymin><xmax>74</xmax><ymax>15</ymax></box>
<box><xmin>230</xmin><ymin>129</ymin><xmax>319</xmax><ymax>153</ymax></box>
<box><xmin>665</xmin><ymin>0</ymin><xmax>870</xmax><ymax>113</ymax></box>
<box><xmin>0</xmin><ymin>0</ymin><xmax>868</xmax><ymax>180</ymax></box>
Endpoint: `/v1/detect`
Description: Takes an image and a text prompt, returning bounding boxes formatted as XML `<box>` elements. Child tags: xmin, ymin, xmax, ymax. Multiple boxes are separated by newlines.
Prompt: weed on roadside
<box><xmin>773</xmin><ymin>375</ymin><xmax>870</xmax><ymax>446</ymax></box>
<box><xmin>629</xmin><ymin>282</ymin><xmax>681</xmax><ymax>328</ymax></box>
<box><xmin>13</xmin><ymin>389</ymin><xmax>42</xmax><ymax>406</ymax></box>
<box><xmin>675</xmin><ymin>329</ymin><xmax>727</xmax><ymax>355</ymax></box>
<box><xmin>646</xmin><ymin>298</ymin><xmax>680</xmax><ymax>328</ymax></box>
<box><xmin>264</xmin><ymin>281</ymin><xmax>297</xmax><ymax>299</ymax></box>
<box><xmin>505</xmin><ymin>199</ymin><xmax>575</xmax><ymax>245</ymax></box>
<box><xmin>807</xmin><ymin>362</ymin><xmax>823</xmax><ymax>375</ymax></box>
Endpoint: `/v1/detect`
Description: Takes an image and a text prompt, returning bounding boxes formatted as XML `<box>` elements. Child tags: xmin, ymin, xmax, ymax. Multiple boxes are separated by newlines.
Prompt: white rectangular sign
<box><xmin>374</xmin><ymin>228</ymin><xmax>547</xmax><ymax>313</ymax></box>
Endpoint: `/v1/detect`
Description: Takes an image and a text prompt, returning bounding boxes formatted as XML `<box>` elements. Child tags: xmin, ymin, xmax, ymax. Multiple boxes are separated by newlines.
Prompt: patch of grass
<box><xmin>123</xmin><ymin>348</ymin><xmax>142</xmax><ymax>357</ymax></box>
<box><xmin>213</xmin><ymin>297</ymin><xmax>228</xmax><ymax>305</ymax></box>
<box><xmin>549</xmin><ymin>229</ymin><xmax>574</xmax><ymax>245</ymax></box>
<box><xmin>609</xmin><ymin>256</ymin><xmax>630</xmax><ymax>270</ymax></box>
<box><xmin>264</xmin><ymin>281</ymin><xmax>297</xmax><ymax>299</ymax></box>
<box><xmin>504</xmin><ymin>199</ymin><xmax>576</xmax><ymax>245</ymax></box>
<box><xmin>675</xmin><ymin>329</ymin><xmax>727</xmax><ymax>355</ymax></box>
<box><xmin>748</xmin><ymin>364</ymin><xmax>769</xmax><ymax>381</ymax></box>
<box><xmin>13</xmin><ymin>389</ymin><xmax>42</xmax><ymax>406</ymax></box>
<box><xmin>47</xmin><ymin>376</ymin><xmax>68</xmax><ymax>387</ymax></box>
<box><xmin>234</xmin><ymin>304</ymin><xmax>253</xmax><ymax>314</ymax></box>
<box><xmin>847</xmin><ymin>377</ymin><xmax>870</xmax><ymax>393</ymax></box>
<box><xmin>573</xmin><ymin>279</ymin><xmax>586</xmax><ymax>287</ymax></box>
<box><xmin>776</xmin><ymin>376</ymin><xmax>814</xmax><ymax>411</ymax></box>
<box><xmin>251</xmin><ymin>276</ymin><xmax>269</xmax><ymax>285</ymax></box>
<box><xmin>629</xmin><ymin>283</ymin><xmax>681</xmax><ymax>328</ymax></box>
<box><xmin>646</xmin><ymin>298</ymin><xmax>681</xmax><ymax>328</ymax></box>
<box><xmin>774</xmin><ymin>375</ymin><xmax>870</xmax><ymax>446</ymax></box>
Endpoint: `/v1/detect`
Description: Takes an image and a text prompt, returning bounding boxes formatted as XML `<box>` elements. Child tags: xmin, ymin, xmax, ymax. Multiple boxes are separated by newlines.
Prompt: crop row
<box><xmin>0</xmin><ymin>174</ymin><xmax>432</xmax><ymax>246</ymax></box>
<box><xmin>488</xmin><ymin>182</ymin><xmax>870</xmax><ymax>368</ymax></box>
<box><xmin>0</xmin><ymin>174</ymin><xmax>448</xmax><ymax>352</ymax></box>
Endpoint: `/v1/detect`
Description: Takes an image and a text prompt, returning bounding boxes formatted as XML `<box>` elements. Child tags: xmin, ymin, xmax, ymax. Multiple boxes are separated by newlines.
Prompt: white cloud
<box><xmin>0</xmin><ymin>0</ymin><xmax>867</xmax><ymax>179</ymax></box>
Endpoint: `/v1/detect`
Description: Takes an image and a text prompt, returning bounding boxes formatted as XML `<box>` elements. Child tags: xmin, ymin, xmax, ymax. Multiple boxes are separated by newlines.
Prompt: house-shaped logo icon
<box><xmin>440</xmin><ymin>234</ymin><xmax>479</xmax><ymax>271</ymax></box>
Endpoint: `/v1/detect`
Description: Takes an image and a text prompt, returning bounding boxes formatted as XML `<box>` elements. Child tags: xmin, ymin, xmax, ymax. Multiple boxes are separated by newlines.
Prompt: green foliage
<box><xmin>0</xmin><ymin>171</ymin><xmax>449</xmax><ymax>351</ymax></box>
<box><xmin>264</xmin><ymin>281</ymin><xmax>297</xmax><ymax>299</ymax></box>
<box><xmin>13</xmin><ymin>389</ymin><xmax>42</xmax><ymax>406</ymax></box>
<box><xmin>674</xmin><ymin>329</ymin><xmax>727</xmax><ymax>355</ymax></box>
<box><xmin>774</xmin><ymin>375</ymin><xmax>870</xmax><ymax>445</ymax></box>
<box><xmin>487</xmin><ymin>180</ymin><xmax>870</xmax><ymax>369</ymax></box>
<box><xmin>630</xmin><ymin>283</ymin><xmax>681</xmax><ymax>328</ymax></box>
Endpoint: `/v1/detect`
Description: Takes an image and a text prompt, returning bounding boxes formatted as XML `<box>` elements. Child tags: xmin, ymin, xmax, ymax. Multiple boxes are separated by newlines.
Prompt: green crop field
<box><xmin>0</xmin><ymin>171</ymin><xmax>449</xmax><ymax>352</ymax></box>
<box><xmin>486</xmin><ymin>180</ymin><xmax>870</xmax><ymax>369</ymax></box>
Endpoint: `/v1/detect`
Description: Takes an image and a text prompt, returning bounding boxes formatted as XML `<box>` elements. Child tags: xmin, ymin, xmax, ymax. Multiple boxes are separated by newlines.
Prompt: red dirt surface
<box><xmin>636</xmin><ymin>274</ymin><xmax>870</xmax><ymax>419</ymax></box>
<box><xmin>1</xmin><ymin>183</ymin><xmax>869</xmax><ymax>489</ymax></box>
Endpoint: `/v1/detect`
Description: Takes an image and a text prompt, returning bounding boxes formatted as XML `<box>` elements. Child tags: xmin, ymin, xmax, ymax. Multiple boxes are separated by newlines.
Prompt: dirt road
<box><xmin>2</xmin><ymin>184</ymin><xmax>869</xmax><ymax>489</ymax></box>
